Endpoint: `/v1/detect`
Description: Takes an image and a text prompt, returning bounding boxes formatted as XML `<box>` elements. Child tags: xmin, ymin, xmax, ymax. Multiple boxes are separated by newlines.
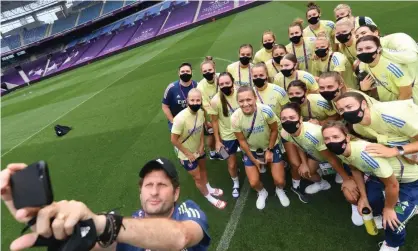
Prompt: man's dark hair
<box><xmin>179</xmin><ymin>62</ymin><xmax>192</xmax><ymax>71</ymax></box>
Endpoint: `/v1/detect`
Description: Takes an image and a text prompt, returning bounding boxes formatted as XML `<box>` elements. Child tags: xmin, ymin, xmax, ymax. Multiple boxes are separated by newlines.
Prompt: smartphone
<box><xmin>10</xmin><ymin>161</ymin><xmax>53</xmax><ymax>209</ymax></box>
<box><xmin>218</xmin><ymin>147</ymin><xmax>230</xmax><ymax>160</ymax></box>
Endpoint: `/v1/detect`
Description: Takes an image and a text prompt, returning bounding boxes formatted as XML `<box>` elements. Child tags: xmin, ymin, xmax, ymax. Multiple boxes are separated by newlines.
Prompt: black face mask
<box><xmin>326</xmin><ymin>139</ymin><xmax>347</xmax><ymax>155</ymax></box>
<box><xmin>239</xmin><ymin>56</ymin><xmax>251</xmax><ymax>66</ymax></box>
<box><xmin>221</xmin><ymin>86</ymin><xmax>233</xmax><ymax>96</ymax></box>
<box><xmin>282</xmin><ymin>120</ymin><xmax>300</xmax><ymax>134</ymax></box>
<box><xmin>273</xmin><ymin>55</ymin><xmax>283</xmax><ymax>64</ymax></box>
<box><xmin>320</xmin><ymin>89</ymin><xmax>339</xmax><ymax>101</ymax></box>
<box><xmin>281</xmin><ymin>68</ymin><xmax>293</xmax><ymax>78</ymax></box>
<box><xmin>308</xmin><ymin>16</ymin><xmax>320</xmax><ymax>25</ymax></box>
<box><xmin>315</xmin><ymin>48</ymin><xmax>329</xmax><ymax>58</ymax></box>
<box><xmin>342</xmin><ymin>105</ymin><xmax>364</xmax><ymax>124</ymax></box>
<box><xmin>189</xmin><ymin>104</ymin><xmax>201</xmax><ymax>112</ymax></box>
<box><xmin>336</xmin><ymin>15</ymin><xmax>349</xmax><ymax>22</ymax></box>
<box><xmin>336</xmin><ymin>33</ymin><xmax>351</xmax><ymax>44</ymax></box>
<box><xmin>357</xmin><ymin>50</ymin><xmax>378</xmax><ymax>64</ymax></box>
<box><xmin>290</xmin><ymin>35</ymin><xmax>302</xmax><ymax>44</ymax></box>
<box><xmin>180</xmin><ymin>73</ymin><xmax>192</xmax><ymax>82</ymax></box>
<box><xmin>253</xmin><ymin>78</ymin><xmax>266</xmax><ymax>88</ymax></box>
<box><xmin>263</xmin><ymin>42</ymin><xmax>274</xmax><ymax>50</ymax></box>
<box><xmin>203</xmin><ymin>72</ymin><xmax>214</xmax><ymax>82</ymax></box>
<box><xmin>290</xmin><ymin>96</ymin><xmax>305</xmax><ymax>104</ymax></box>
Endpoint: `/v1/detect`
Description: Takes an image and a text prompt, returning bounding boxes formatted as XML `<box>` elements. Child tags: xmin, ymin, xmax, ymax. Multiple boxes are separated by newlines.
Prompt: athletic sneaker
<box><xmin>232</xmin><ymin>188</ymin><xmax>240</xmax><ymax>198</ymax></box>
<box><xmin>305</xmin><ymin>180</ymin><xmax>331</xmax><ymax>194</ymax></box>
<box><xmin>335</xmin><ymin>173</ymin><xmax>343</xmax><ymax>184</ymax></box>
<box><xmin>351</xmin><ymin>205</ymin><xmax>364</xmax><ymax>226</ymax></box>
<box><xmin>378</xmin><ymin>241</ymin><xmax>399</xmax><ymax>251</ymax></box>
<box><xmin>291</xmin><ymin>186</ymin><xmax>309</xmax><ymax>203</ymax></box>
<box><xmin>256</xmin><ymin>189</ymin><xmax>268</xmax><ymax>210</ymax></box>
<box><xmin>276</xmin><ymin>188</ymin><xmax>290</xmax><ymax>207</ymax></box>
<box><xmin>374</xmin><ymin>215</ymin><xmax>383</xmax><ymax>229</ymax></box>
<box><xmin>259</xmin><ymin>165</ymin><xmax>266</xmax><ymax>174</ymax></box>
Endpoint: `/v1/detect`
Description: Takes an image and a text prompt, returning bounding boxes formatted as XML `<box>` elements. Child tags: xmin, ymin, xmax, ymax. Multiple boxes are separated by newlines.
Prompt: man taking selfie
<box><xmin>1</xmin><ymin>158</ymin><xmax>210</xmax><ymax>251</ymax></box>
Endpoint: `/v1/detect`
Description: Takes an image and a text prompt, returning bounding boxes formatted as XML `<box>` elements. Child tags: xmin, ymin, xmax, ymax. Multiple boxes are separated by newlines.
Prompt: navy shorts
<box><xmin>179</xmin><ymin>154</ymin><xmax>206</xmax><ymax>171</ymax></box>
<box><xmin>168</xmin><ymin>121</ymin><xmax>173</xmax><ymax>131</ymax></box>
<box><xmin>243</xmin><ymin>144</ymin><xmax>283</xmax><ymax>167</ymax></box>
<box><xmin>222</xmin><ymin>139</ymin><xmax>239</xmax><ymax>155</ymax></box>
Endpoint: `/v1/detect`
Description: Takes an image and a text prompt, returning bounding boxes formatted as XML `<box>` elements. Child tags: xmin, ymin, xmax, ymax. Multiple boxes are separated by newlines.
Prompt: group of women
<box><xmin>163</xmin><ymin>2</ymin><xmax>418</xmax><ymax>251</ymax></box>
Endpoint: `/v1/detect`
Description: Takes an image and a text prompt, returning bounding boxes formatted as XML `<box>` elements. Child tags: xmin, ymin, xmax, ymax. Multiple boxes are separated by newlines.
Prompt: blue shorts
<box><xmin>243</xmin><ymin>144</ymin><xmax>283</xmax><ymax>167</ymax></box>
<box><xmin>222</xmin><ymin>139</ymin><xmax>239</xmax><ymax>155</ymax></box>
<box><xmin>179</xmin><ymin>154</ymin><xmax>206</xmax><ymax>171</ymax></box>
<box><xmin>366</xmin><ymin>177</ymin><xmax>418</xmax><ymax>247</ymax></box>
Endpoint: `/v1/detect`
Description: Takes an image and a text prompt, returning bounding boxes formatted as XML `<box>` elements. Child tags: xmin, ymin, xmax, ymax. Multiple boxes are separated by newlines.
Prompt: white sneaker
<box><xmin>259</xmin><ymin>165</ymin><xmax>266</xmax><ymax>173</ymax></box>
<box><xmin>374</xmin><ymin>215</ymin><xmax>383</xmax><ymax>229</ymax></box>
<box><xmin>335</xmin><ymin>173</ymin><xmax>343</xmax><ymax>184</ymax></box>
<box><xmin>276</xmin><ymin>188</ymin><xmax>290</xmax><ymax>207</ymax></box>
<box><xmin>351</xmin><ymin>205</ymin><xmax>364</xmax><ymax>226</ymax></box>
<box><xmin>232</xmin><ymin>188</ymin><xmax>240</xmax><ymax>198</ymax></box>
<box><xmin>256</xmin><ymin>189</ymin><xmax>268</xmax><ymax>210</ymax></box>
<box><xmin>305</xmin><ymin>180</ymin><xmax>331</xmax><ymax>194</ymax></box>
<box><xmin>379</xmin><ymin>241</ymin><xmax>399</xmax><ymax>251</ymax></box>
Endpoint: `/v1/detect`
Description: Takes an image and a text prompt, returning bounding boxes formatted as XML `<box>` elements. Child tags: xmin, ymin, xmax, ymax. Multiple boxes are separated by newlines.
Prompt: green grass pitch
<box><xmin>2</xmin><ymin>1</ymin><xmax>418</xmax><ymax>250</ymax></box>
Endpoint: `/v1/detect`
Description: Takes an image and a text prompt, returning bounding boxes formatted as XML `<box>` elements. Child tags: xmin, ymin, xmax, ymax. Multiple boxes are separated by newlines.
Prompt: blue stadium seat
<box><xmin>51</xmin><ymin>15</ymin><xmax>78</xmax><ymax>35</ymax></box>
<box><xmin>102</xmin><ymin>1</ymin><xmax>123</xmax><ymax>15</ymax></box>
<box><xmin>2</xmin><ymin>35</ymin><xmax>21</xmax><ymax>50</ymax></box>
<box><xmin>77</xmin><ymin>3</ymin><xmax>103</xmax><ymax>25</ymax></box>
<box><xmin>23</xmin><ymin>24</ymin><xmax>48</xmax><ymax>45</ymax></box>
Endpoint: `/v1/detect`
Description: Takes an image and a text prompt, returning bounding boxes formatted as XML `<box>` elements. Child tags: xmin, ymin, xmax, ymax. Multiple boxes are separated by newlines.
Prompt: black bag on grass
<box><xmin>54</xmin><ymin>125</ymin><xmax>72</xmax><ymax>137</ymax></box>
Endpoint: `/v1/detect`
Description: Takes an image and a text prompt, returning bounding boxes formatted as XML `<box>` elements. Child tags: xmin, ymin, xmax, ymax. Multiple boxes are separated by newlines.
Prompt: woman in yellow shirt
<box><xmin>333</xmin><ymin>3</ymin><xmax>377</xmax><ymax>29</ymax></box>
<box><xmin>253</xmin><ymin>30</ymin><xmax>276</xmax><ymax>64</ymax></box>
<box><xmin>197</xmin><ymin>56</ymin><xmax>222</xmax><ymax>160</ymax></box>
<box><xmin>335</xmin><ymin>18</ymin><xmax>357</xmax><ymax>65</ymax></box>
<box><xmin>274</xmin><ymin>53</ymin><xmax>319</xmax><ymax>93</ymax></box>
<box><xmin>303</xmin><ymin>2</ymin><xmax>337</xmax><ymax>51</ymax></box>
<box><xmin>266</xmin><ymin>44</ymin><xmax>287</xmax><ymax>82</ymax></box>
<box><xmin>356</xmin><ymin>35</ymin><xmax>415</xmax><ymax>102</ymax></box>
<box><xmin>226</xmin><ymin>44</ymin><xmax>254</xmax><ymax>88</ymax></box>
<box><xmin>171</xmin><ymin>89</ymin><xmax>227</xmax><ymax>209</ymax></box>
<box><xmin>231</xmin><ymin>86</ymin><xmax>289</xmax><ymax>209</ymax></box>
<box><xmin>287</xmin><ymin>80</ymin><xmax>339</xmax><ymax>125</ymax></box>
<box><xmin>208</xmin><ymin>72</ymin><xmax>241</xmax><ymax>198</ymax></box>
<box><xmin>312</xmin><ymin>33</ymin><xmax>358</xmax><ymax>90</ymax></box>
<box><xmin>286</xmin><ymin>18</ymin><xmax>316</xmax><ymax>73</ymax></box>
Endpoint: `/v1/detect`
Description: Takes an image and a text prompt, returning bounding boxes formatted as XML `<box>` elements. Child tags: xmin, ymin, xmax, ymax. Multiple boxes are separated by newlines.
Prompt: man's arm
<box><xmin>162</xmin><ymin>104</ymin><xmax>174</xmax><ymax>123</ymax></box>
<box><xmin>114</xmin><ymin>218</ymin><xmax>205</xmax><ymax>250</ymax></box>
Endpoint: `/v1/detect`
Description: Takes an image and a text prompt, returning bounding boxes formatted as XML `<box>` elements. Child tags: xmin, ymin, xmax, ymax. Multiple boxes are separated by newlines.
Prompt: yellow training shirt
<box><xmin>301</xmin><ymin>94</ymin><xmax>337</xmax><ymax>121</ymax></box>
<box><xmin>254</xmin><ymin>47</ymin><xmax>273</xmax><ymax>64</ymax></box>
<box><xmin>286</xmin><ymin>37</ymin><xmax>316</xmax><ymax>73</ymax></box>
<box><xmin>171</xmin><ymin>108</ymin><xmax>205</xmax><ymax>160</ymax></box>
<box><xmin>303</xmin><ymin>20</ymin><xmax>336</xmax><ymax>49</ymax></box>
<box><xmin>273</xmin><ymin>70</ymin><xmax>319</xmax><ymax>93</ymax></box>
<box><xmin>208</xmin><ymin>91</ymin><xmax>240</xmax><ymax>140</ymax></box>
<box><xmin>226</xmin><ymin>61</ymin><xmax>253</xmax><ymax>88</ymax></box>
<box><xmin>265</xmin><ymin>59</ymin><xmax>281</xmax><ymax>81</ymax></box>
<box><xmin>231</xmin><ymin>104</ymin><xmax>279</xmax><ymax>151</ymax></box>
<box><xmin>254</xmin><ymin>83</ymin><xmax>289</xmax><ymax>117</ymax></box>
<box><xmin>197</xmin><ymin>73</ymin><xmax>219</xmax><ymax>113</ymax></box>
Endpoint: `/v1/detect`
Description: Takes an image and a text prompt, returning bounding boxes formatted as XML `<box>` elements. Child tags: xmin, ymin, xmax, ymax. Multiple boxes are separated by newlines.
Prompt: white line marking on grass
<box><xmin>1</xmin><ymin>66</ymin><xmax>142</xmax><ymax>157</ymax></box>
<box><xmin>216</xmin><ymin>178</ymin><xmax>250</xmax><ymax>251</ymax></box>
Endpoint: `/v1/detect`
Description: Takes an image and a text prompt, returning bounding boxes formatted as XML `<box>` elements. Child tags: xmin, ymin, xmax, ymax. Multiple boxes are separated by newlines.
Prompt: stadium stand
<box><xmin>51</xmin><ymin>14</ymin><xmax>78</xmax><ymax>35</ymax></box>
<box><xmin>22</xmin><ymin>24</ymin><xmax>49</xmax><ymax>45</ymax></box>
<box><xmin>102</xmin><ymin>0</ymin><xmax>124</xmax><ymax>15</ymax></box>
<box><xmin>77</xmin><ymin>2</ymin><xmax>104</xmax><ymax>25</ymax></box>
<box><xmin>2</xmin><ymin>35</ymin><xmax>22</xmax><ymax>50</ymax></box>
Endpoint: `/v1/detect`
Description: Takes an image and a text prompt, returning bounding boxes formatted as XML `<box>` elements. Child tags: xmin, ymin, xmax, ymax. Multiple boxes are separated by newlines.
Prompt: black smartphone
<box><xmin>10</xmin><ymin>161</ymin><xmax>53</xmax><ymax>209</ymax></box>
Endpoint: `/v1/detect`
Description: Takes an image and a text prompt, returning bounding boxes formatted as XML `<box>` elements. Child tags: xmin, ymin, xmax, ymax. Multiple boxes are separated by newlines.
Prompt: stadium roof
<box><xmin>1</xmin><ymin>1</ymin><xmax>66</xmax><ymax>24</ymax></box>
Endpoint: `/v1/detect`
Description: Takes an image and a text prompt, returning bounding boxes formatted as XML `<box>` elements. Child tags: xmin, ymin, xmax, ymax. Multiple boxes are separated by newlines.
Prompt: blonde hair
<box><xmin>334</xmin><ymin>4</ymin><xmax>351</xmax><ymax>14</ymax></box>
<box><xmin>336</xmin><ymin>17</ymin><xmax>354</xmax><ymax>30</ymax></box>
<box><xmin>288</xmin><ymin>18</ymin><xmax>304</xmax><ymax>33</ymax></box>
<box><xmin>316</xmin><ymin>31</ymin><xmax>329</xmax><ymax>45</ymax></box>
<box><xmin>261</xmin><ymin>30</ymin><xmax>276</xmax><ymax>43</ymax></box>
<box><xmin>200</xmin><ymin>56</ymin><xmax>216</xmax><ymax>69</ymax></box>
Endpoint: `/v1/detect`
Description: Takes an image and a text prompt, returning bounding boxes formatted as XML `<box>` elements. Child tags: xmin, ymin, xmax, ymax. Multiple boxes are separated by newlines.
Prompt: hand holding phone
<box><xmin>10</xmin><ymin>160</ymin><xmax>53</xmax><ymax>210</ymax></box>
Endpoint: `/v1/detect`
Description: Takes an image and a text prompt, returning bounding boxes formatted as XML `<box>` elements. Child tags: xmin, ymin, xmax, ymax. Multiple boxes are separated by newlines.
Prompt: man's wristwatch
<box><xmin>396</xmin><ymin>146</ymin><xmax>405</xmax><ymax>156</ymax></box>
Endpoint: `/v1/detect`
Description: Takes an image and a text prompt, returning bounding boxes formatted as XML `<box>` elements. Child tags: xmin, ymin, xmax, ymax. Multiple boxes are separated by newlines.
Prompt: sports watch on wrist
<box><xmin>396</xmin><ymin>146</ymin><xmax>405</xmax><ymax>156</ymax></box>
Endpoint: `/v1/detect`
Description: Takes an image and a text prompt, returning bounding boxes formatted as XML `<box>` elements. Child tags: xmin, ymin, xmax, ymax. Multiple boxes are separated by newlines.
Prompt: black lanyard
<box><xmin>272</xmin><ymin>60</ymin><xmax>280</xmax><ymax>74</ymax></box>
<box><xmin>395</xmin><ymin>156</ymin><xmax>405</xmax><ymax>183</ymax></box>
<box><xmin>283</xmin><ymin>71</ymin><xmax>299</xmax><ymax>90</ymax></box>
<box><xmin>327</xmin><ymin>52</ymin><xmax>334</xmax><ymax>72</ymax></box>
<box><xmin>255</xmin><ymin>88</ymin><xmax>264</xmax><ymax>104</ymax></box>
<box><xmin>292</xmin><ymin>41</ymin><xmax>309</xmax><ymax>71</ymax></box>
